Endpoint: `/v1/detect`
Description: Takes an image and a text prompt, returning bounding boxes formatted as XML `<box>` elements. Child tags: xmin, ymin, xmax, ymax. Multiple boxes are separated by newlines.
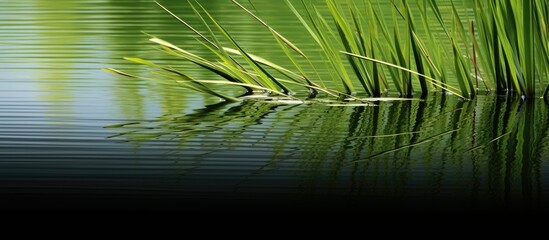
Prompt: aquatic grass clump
<box><xmin>106</xmin><ymin>0</ymin><xmax>549</xmax><ymax>103</ymax></box>
<box><xmin>473</xmin><ymin>0</ymin><xmax>549</xmax><ymax>98</ymax></box>
<box><xmin>106</xmin><ymin>0</ymin><xmax>354</xmax><ymax>104</ymax></box>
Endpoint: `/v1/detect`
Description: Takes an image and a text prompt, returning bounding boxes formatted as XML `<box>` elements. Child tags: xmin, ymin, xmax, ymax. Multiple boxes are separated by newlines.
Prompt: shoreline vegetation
<box><xmin>105</xmin><ymin>0</ymin><xmax>549</xmax><ymax>104</ymax></box>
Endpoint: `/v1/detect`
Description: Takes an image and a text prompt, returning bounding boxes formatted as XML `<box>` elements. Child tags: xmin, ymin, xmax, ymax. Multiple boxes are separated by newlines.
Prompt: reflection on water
<box><xmin>0</xmin><ymin>0</ymin><xmax>548</xmax><ymax>213</ymax></box>
<box><xmin>107</xmin><ymin>95</ymin><xmax>549</xmax><ymax>213</ymax></box>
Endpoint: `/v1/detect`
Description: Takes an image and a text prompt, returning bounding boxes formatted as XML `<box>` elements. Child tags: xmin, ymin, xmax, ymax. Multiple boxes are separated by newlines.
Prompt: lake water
<box><xmin>1</xmin><ymin>0</ymin><xmax>549</xmax><ymax>214</ymax></box>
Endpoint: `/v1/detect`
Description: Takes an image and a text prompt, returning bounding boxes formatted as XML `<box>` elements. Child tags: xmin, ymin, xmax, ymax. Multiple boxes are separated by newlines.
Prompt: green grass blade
<box><xmin>223</xmin><ymin>47</ymin><xmax>305</xmax><ymax>83</ymax></box>
<box><xmin>342</xmin><ymin>51</ymin><xmax>466</xmax><ymax>99</ymax></box>
<box><xmin>104</xmin><ymin>67</ymin><xmax>241</xmax><ymax>102</ymax></box>
<box><xmin>329</xmin><ymin>1</ymin><xmax>373</xmax><ymax>95</ymax></box>
<box><xmin>103</xmin><ymin>68</ymin><xmax>138</xmax><ymax>78</ymax></box>
<box><xmin>522</xmin><ymin>1</ymin><xmax>535</xmax><ymax>97</ymax></box>
<box><xmin>190</xmin><ymin>80</ymin><xmax>297</xmax><ymax>100</ymax></box>
<box><xmin>453</xmin><ymin>43</ymin><xmax>472</xmax><ymax>99</ymax></box>
<box><xmin>151</xmin><ymin>39</ymin><xmax>244</xmax><ymax>84</ymax></box>
<box><xmin>404</xmin><ymin>0</ymin><xmax>428</xmax><ymax>96</ymax></box>
<box><xmin>154</xmin><ymin>1</ymin><xmax>216</xmax><ymax>47</ymax></box>
<box><xmin>198</xmin><ymin>4</ymin><xmax>292</xmax><ymax>95</ymax></box>
<box><xmin>353</xmin><ymin>128</ymin><xmax>459</xmax><ymax>162</ymax></box>
<box><xmin>492</xmin><ymin>1</ymin><xmax>523</xmax><ymax>95</ymax></box>
<box><xmin>231</xmin><ymin>0</ymin><xmax>306</xmax><ymax>58</ymax></box>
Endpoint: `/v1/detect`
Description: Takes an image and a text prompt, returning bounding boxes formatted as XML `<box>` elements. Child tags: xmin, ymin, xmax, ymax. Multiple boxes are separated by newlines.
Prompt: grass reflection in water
<box><xmin>106</xmin><ymin>94</ymin><xmax>549</xmax><ymax>212</ymax></box>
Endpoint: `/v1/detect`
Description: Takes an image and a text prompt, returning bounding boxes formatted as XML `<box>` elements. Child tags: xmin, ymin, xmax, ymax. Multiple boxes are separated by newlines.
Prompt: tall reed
<box><xmin>106</xmin><ymin>0</ymin><xmax>549</xmax><ymax>102</ymax></box>
<box><xmin>473</xmin><ymin>0</ymin><xmax>549</xmax><ymax>98</ymax></box>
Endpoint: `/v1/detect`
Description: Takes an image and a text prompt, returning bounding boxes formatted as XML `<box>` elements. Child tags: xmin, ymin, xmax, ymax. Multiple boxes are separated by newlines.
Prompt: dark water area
<box><xmin>2</xmin><ymin>0</ymin><xmax>549</xmax><ymax>215</ymax></box>
<box><xmin>3</xmin><ymin>94</ymin><xmax>549</xmax><ymax>214</ymax></box>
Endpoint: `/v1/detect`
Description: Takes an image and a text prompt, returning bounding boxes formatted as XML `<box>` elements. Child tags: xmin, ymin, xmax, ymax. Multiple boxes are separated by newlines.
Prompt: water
<box><xmin>1</xmin><ymin>0</ymin><xmax>549</xmax><ymax>214</ymax></box>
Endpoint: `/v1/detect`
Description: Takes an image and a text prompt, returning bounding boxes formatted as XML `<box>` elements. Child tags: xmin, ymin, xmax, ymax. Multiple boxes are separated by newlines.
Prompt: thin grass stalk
<box><xmin>342</xmin><ymin>51</ymin><xmax>466</xmax><ymax>99</ymax></box>
<box><xmin>416</xmin><ymin>1</ymin><xmax>446</xmax><ymax>86</ymax></box>
<box><xmin>392</xmin><ymin>4</ymin><xmax>413</xmax><ymax>97</ymax></box>
<box><xmin>492</xmin><ymin>0</ymin><xmax>523</xmax><ymax>95</ymax></box>
<box><xmin>484</xmin><ymin>0</ymin><xmax>508</xmax><ymax>92</ymax></box>
<box><xmin>150</xmin><ymin>38</ymin><xmax>247</xmax><ymax>87</ymax></box>
<box><xmin>471</xmin><ymin>21</ymin><xmax>479</xmax><ymax>94</ymax></box>
<box><xmin>231</xmin><ymin>1</ymin><xmax>326</xmax><ymax>97</ymax></box>
<box><xmin>366</xmin><ymin>1</ymin><xmax>390</xmax><ymax>92</ymax></box>
<box><xmin>472</xmin><ymin>0</ymin><xmax>496</xmax><ymax>91</ymax></box>
<box><xmin>282</xmin><ymin>0</ymin><xmax>327</xmax><ymax>89</ymax></box>
<box><xmin>287</xmin><ymin>0</ymin><xmax>356</xmax><ymax>95</ymax></box>
<box><xmin>154</xmin><ymin>1</ymin><xmax>216</xmax><ymax>47</ymax></box>
<box><xmin>266</xmin><ymin>37</ymin><xmax>320</xmax><ymax>97</ymax></box>
<box><xmin>534</xmin><ymin>11</ymin><xmax>549</xmax><ymax>98</ymax></box>
<box><xmin>333</xmin><ymin>0</ymin><xmax>379</xmax><ymax>96</ymax></box>
<box><xmin>453</xmin><ymin>43</ymin><xmax>472</xmax><ymax>99</ymax></box>
<box><xmin>231</xmin><ymin>0</ymin><xmax>306</xmax><ymax>58</ymax></box>
<box><xmin>351</xmin><ymin>1</ymin><xmax>380</xmax><ymax>95</ymax></box>
<box><xmin>451</xmin><ymin>3</ymin><xmax>476</xmax><ymax>99</ymax></box>
<box><xmin>368</xmin><ymin>0</ymin><xmax>405</xmax><ymax>95</ymax></box>
<box><xmin>186</xmin><ymin>2</ymin><xmax>262</xmax><ymax>92</ymax></box>
<box><xmin>523</xmin><ymin>0</ymin><xmax>536</xmax><ymax>97</ymax></box>
<box><xmin>329</xmin><ymin>0</ymin><xmax>370</xmax><ymax>95</ymax></box>
<box><xmin>103</xmin><ymin>68</ymin><xmax>242</xmax><ymax>102</ymax></box>
<box><xmin>228</xmin><ymin>1</ymin><xmax>326</xmax><ymax>96</ymax></box>
<box><xmin>199</xmin><ymin>42</ymin><xmax>265</xmax><ymax>88</ymax></box>
<box><xmin>316</xmin><ymin>0</ymin><xmax>357</xmax><ymax>95</ymax></box>
<box><xmin>403</xmin><ymin>0</ymin><xmax>428</xmax><ymax>97</ymax></box>
<box><xmin>536</xmin><ymin>1</ymin><xmax>549</xmax><ymax>98</ymax></box>
<box><xmin>197</xmin><ymin>3</ymin><xmax>292</xmax><ymax>95</ymax></box>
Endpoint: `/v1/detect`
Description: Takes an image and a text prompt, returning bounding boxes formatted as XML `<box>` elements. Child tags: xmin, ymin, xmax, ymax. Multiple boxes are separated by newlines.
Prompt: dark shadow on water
<box><xmin>4</xmin><ymin>96</ymin><xmax>549</xmax><ymax>214</ymax></box>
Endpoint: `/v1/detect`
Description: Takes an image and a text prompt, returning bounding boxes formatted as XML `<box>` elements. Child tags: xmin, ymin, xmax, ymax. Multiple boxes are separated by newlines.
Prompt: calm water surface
<box><xmin>1</xmin><ymin>0</ymin><xmax>549</xmax><ymax>213</ymax></box>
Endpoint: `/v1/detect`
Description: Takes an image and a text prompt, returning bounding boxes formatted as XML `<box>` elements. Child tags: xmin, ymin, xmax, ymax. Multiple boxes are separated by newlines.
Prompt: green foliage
<box><xmin>474</xmin><ymin>0</ymin><xmax>549</xmax><ymax>98</ymax></box>
<box><xmin>107</xmin><ymin>0</ymin><xmax>549</xmax><ymax>102</ymax></box>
